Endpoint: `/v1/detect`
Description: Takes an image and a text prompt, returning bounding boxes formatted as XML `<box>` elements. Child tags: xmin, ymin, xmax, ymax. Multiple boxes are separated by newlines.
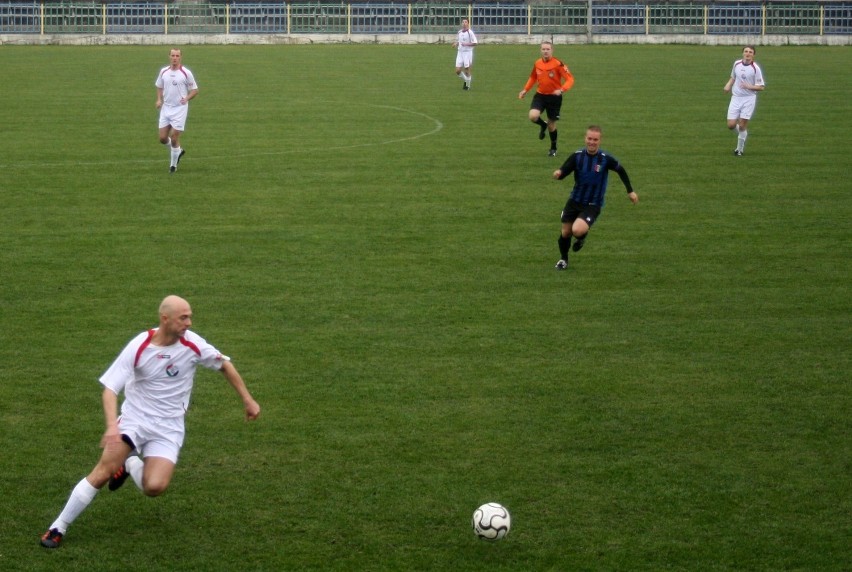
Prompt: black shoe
<box><xmin>41</xmin><ymin>528</ymin><xmax>63</xmax><ymax>549</ymax></box>
<box><xmin>548</xmin><ymin>149</ymin><xmax>558</xmax><ymax>157</ymax></box>
<box><xmin>462</xmin><ymin>82</ymin><xmax>468</xmax><ymax>90</ymax></box>
<box><xmin>177</xmin><ymin>149</ymin><xmax>186</xmax><ymax>165</ymax></box>
<box><xmin>572</xmin><ymin>237</ymin><xmax>586</xmax><ymax>252</ymax></box>
<box><xmin>108</xmin><ymin>464</ymin><xmax>130</xmax><ymax>491</ymax></box>
<box><xmin>555</xmin><ymin>259</ymin><xmax>568</xmax><ymax>270</ymax></box>
<box><xmin>733</xmin><ymin>149</ymin><xmax>743</xmax><ymax>156</ymax></box>
<box><xmin>169</xmin><ymin>165</ymin><xmax>176</xmax><ymax>173</ymax></box>
<box><xmin>538</xmin><ymin>125</ymin><xmax>547</xmax><ymax>140</ymax></box>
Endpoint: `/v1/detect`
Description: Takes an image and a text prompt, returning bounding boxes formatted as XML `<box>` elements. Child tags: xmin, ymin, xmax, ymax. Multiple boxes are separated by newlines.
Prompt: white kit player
<box><xmin>724</xmin><ymin>45</ymin><xmax>765</xmax><ymax>156</ymax></box>
<box><xmin>156</xmin><ymin>48</ymin><xmax>199</xmax><ymax>172</ymax></box>
<box><xmin>452</xmin><ymin>19</ymin><xmax>478</xmax><ymax>90</ymax></box>
<box><xmin>40</xmin><ymin>295</ymin><xmax>260</xmax><ymax>549</ymax></box>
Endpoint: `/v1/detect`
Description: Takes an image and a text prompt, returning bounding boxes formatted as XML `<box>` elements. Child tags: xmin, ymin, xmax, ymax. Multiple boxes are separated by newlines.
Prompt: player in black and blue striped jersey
<box><xmin>552</xmin><ymin>125</ymin><xmax>639</xmax><ymax>270</ymax></box>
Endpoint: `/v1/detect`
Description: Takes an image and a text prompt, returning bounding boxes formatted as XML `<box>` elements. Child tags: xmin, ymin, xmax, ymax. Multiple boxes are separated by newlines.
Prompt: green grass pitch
<box><xmin>0</xmin><ymin>43</ymin><xmax>849</xmax><ymax>571</ymax></box>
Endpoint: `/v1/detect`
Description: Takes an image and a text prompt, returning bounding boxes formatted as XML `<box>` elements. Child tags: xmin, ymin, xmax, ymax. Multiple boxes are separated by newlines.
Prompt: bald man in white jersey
<box><xmin>156</xmin><ymin>48</ymin><xmax>199</xmax><ymax>172</ymax></box>
<box><xmin>40</xmin><ymin>295</ymin><xmax>260</xmax><ymax>549</ymax></box>
<box><xmin>724</xmin><ymin>45</ymin><xmax>765</xmax><ymax>156</ymax></box>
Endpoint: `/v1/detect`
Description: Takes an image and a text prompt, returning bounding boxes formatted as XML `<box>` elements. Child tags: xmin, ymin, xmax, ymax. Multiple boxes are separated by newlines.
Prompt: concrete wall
<box><xmin>2</xmin><ymin>32</ymin><xmax>850</xmax><ymax>46</ymax></box>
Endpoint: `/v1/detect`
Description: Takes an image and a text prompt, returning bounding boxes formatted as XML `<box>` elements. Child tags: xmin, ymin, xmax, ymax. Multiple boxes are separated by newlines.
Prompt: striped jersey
<box><xmin>557</xmin><ymin>149</ymin><xmax>633</xmax><ymax>207</ymax></box>
<box><xmin>100</xmin><ymin>328</ymin><xmax>228</xmax><ymax>419</ymax></box>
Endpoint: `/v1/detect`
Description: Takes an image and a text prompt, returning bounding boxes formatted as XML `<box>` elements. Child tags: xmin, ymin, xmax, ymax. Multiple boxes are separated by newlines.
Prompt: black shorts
<box><xmin>531</xmin><ymin>93</ymin><xmax>563</xmax><ymax>121</ymax></box>
<box><xmin>561</xmin><ymin>200</ymin><xmax>601</xmax><ymax>226</ymax></box>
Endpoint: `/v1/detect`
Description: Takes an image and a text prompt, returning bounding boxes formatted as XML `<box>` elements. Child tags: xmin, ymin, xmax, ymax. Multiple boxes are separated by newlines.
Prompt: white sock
<box><xmin>50</xmin><ymin>478</ymin><xmax>99</xmax><ymax>534</ymax></box>
<box><xmin>170</xmin><ymin>146</ymin><xmax>182</xmax><ymax>166</ymax></box>
<box><xmin>737</xmin><ymin>130</ymin><xmax>747</xmax><ymax>151</ymax></box>
<box><xmin>126</xmin><ymin>455</ymin><xmax>145</xmax><ymax>490</ymax></box>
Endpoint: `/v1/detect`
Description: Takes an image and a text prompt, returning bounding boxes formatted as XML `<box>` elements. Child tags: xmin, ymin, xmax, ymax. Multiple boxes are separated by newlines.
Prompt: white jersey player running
<box><xmin>724</xmin><ymin>45</ymin><xmax>765</xmax><ymax>156</ymax></box>
<box><xmin>156</xmin><ymin>48</ymin><xmax>199</xmax><ymax>172</ymax></box>
<box><xmin>452</xmin><ymin>19</ymin><xmax>478</xmax><ymax>90</ymax></box>
<box><xmin>40</xmin><ymin>295</ymin><xmax>260</xmax><ymax>549</ymax></box>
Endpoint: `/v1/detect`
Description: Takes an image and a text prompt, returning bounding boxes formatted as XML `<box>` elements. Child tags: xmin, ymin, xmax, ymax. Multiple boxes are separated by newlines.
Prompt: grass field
<box><xmin>0</xmin><ymin>43</ymin><xmax>849</xmax><ymax>571</ymax></box>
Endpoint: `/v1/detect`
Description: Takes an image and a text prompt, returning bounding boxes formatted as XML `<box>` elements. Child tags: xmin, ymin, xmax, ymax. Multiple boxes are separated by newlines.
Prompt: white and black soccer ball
<box><xmin>472</xmin><ymin>502</ymin><xmax>511</xmax><ymax>540</ymax></box>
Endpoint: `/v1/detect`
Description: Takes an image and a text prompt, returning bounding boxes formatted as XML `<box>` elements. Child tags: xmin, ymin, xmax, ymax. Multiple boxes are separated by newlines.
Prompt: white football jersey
<box><xmin>456</xmin><ymin>28</ymin><xmax>477</xmax><ymax>52</ymax></box>
<box><xmin>100</xmin><ymin>329</ymin><xmax>228</xmax><ymax>419</ymax></box>
<box><xmin>155</xmin><ymin>65</ymin><xmax>198</xmax><ymax>107</ymax></box>
<box><xmin>730</xmin><ymin>59</ymin><xmax>765</xmax><ymax>97</ymax></box>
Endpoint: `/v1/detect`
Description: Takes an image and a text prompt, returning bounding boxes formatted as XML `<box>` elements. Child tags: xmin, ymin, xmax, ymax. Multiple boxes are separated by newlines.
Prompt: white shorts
<box><xmin>727</xmin><ymin>95</ymin><xmax>757</xmax><ymax>121</ymax></box>
<box><xmin>118</xmin><ymin>412</ymin><xmax>185</xmax><ymax>464</ymax></box>
<box><xmin>159</xmin><ymin>103</ymin><xmax>189</xmax><ymax>131</ymax></box>
<box><xmin>455</xmin><ymin>51</ymin><xmax>473</xmax><ymax>69</ymax></box>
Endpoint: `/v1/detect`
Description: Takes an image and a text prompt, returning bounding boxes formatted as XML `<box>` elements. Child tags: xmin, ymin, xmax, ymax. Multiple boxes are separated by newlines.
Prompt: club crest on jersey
<box><xmin>165</xmin><ymin>364</ymin><xmax>180</xmax><ymax>377</ymax></box>
<box><xmin>594</xmin><ymin>165</ymin><xmax>601</xmax><ymax>173</ymax></box>
<box><xmin>156</xmin><ymin>354</ymin><xmax>171</xmax><ymax>360</ymax></box>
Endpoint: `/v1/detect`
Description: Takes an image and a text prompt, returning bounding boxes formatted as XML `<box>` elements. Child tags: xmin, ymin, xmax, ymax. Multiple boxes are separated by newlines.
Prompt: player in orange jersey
<box><xmin>519</xmin><ymin>42</ymin><xmax>575</xmax><ymax>157</ymax></box>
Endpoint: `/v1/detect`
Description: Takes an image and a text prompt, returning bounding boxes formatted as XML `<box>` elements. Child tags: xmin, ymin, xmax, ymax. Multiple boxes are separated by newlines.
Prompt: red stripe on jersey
<box><xmin>134</xmin><ymin>329</ymin><xmax>156</xmax><ymax>367</ymax></box>
<box><xmin>178</xmin><ymin>336</ymin><xmax>201</xmax><ymax>356</ymax></box>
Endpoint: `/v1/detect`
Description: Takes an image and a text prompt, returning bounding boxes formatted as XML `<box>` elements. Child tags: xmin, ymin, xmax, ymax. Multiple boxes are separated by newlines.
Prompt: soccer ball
<box><xmin>472</xmin><ymin>502</ymin><xmax>511</xmax><ymax>540</ymax></box>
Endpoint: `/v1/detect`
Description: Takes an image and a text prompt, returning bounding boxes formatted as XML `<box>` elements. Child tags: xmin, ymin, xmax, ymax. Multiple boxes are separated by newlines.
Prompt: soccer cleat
<box><xmin>169</xmin><ymin>165</ymin><xmax>176</xmax><ymax>173</ymax></box>
<box><xmin>40</xmin><ymin>528</ymin><xmax>63</xmax><ymax>549</ymax></box>
<box><xmin>462</xmin><ymin>82</ymin><xmax>468</xmax><ymax>91</ymax></box>
<box><xmin>734</xmin><ymin>149</ymin><xmax>743</xmax><ymax>156</ymax></box>
<box><xmin>108</xmin><ymin>464</ymin><xmax>130</xmax><ymax>491</ymax></box>
<box><xmin>555</xmin><ymin>259</ymin><xmax>568</xmax><ymax>270</ymax></box>
<box><xmin>572</xmin><ymin>237</ymin><xmax>586</xmax><ymax>252</ymax></box>
<box><xmin>538</xmin><ymin>124</ymin><xmax>547</xmax><ymax>140</ymax></box>
<box><xmin>548</xmin><ymin>149</ymin><xmax>558</xmax><ymax>157</ymax></box>
<box><xmin>176</xmin><ymin>149</ymin><xmax>186</xmax><ymax>165</ymax></box>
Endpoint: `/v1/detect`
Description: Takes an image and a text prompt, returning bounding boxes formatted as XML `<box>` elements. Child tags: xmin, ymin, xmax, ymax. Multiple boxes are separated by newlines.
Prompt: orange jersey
<box><xmin>523</xmin><ymin>58</ymin><xmax>574</xmax><ymax>95</ymax></box>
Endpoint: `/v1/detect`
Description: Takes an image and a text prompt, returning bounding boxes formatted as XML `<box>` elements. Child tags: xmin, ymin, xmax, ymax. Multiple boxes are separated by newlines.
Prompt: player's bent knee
<box><xmin>142</xmin><ymin>482</ymin><xmax>169</xmax><ymax>497</ymax></box>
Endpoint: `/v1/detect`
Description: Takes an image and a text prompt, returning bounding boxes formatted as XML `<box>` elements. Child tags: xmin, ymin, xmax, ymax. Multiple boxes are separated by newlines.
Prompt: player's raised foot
<box><xmin>108</xmin><ymin>464</ymin><xmax>130</xmax><ymax>491</ymax></box>
<box><xmin>177</xmin><ymin>149</ymin><xmax>186</xmax><ymax>165</ymax></box>
<box><xmin>733</xmin><ymin>149</ymin><xmax>743</xmax><ymax>156</ymax></box>
<box><xmin>40</xmin><ymin>528</ymin><xmax>63</xmax><ymax>549</ymax></box>
<box><xmin>548</xmin><ymin>149</ymin><xmax>558</xmax><ymax>157</ymax></box>
<box><xmin>538</xmin><ymin>124</ymin><xmax>547</xmax><ymax>140</ymax></box>
<box><xmin>572</xmin><ymin>237</ymin><xmax>586</xmax><ymax>252</ymax></box>
<box><xmin>555</xmin><ymin>259</ymin><xmax>568</xmax><ymax>270</ymax></box>
<box><xmin>462</xmin><ymin>82</ymin><xmax>468</xmax><ymax>91</ymax></box>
